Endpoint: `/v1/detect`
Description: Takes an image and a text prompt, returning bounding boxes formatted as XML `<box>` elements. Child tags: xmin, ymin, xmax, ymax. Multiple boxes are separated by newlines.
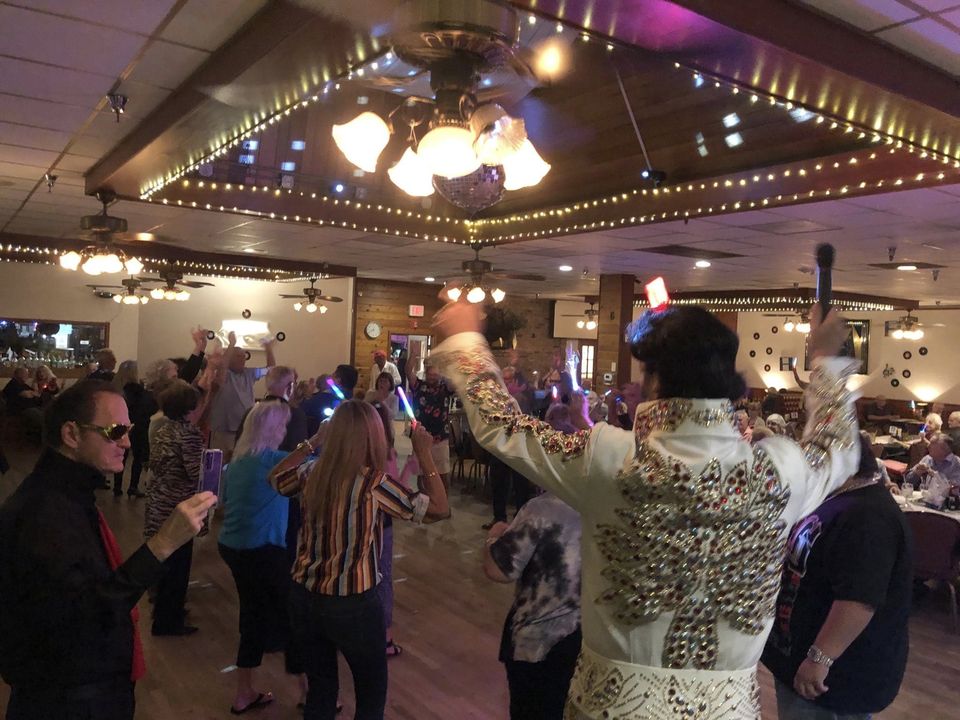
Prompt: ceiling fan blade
<box><xmin>86</xmin><ymin>284</ymin><xmax>123</xmax><ymax>290</ymax></box>
<box><xmin>278</xmin><ymin>294</ymin><xmax>305</xmax><ymax>299</ymax></box>
<box><xmin>315</xmin><ymin>295</ymin><xmax>343</xmax><ymax>303</ymax></box>
<box><xmin>183</xmin><ymin>281</ymin><xmax>215</xmax><ymax>288</ymax></box>
<box><xmin>136</xmin><ymin>276</ymin><xmax>164</xmax><ymax>283</ymax></box>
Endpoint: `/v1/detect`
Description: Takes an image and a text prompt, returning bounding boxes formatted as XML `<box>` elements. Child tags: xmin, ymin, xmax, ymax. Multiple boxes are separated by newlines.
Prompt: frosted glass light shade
<box><xmin>586</xmin><ymin>320</ymin><xmax>597</xmax><ymax>330</ymax></box>
<box><xmin>124</xmin><ymin>257</ymin><xmax>144</xmax><ymax>274</ymax></box>
<box><xmin>446</xmin><ymin>286</ymin><xmax>462</xmax><ymax>302</ymax></box>
<box><xmin>502</xmin><ymin>139</ymin><xmax>550</xmax><ymax>190</ymax></box>
<box><xmin>306</xmin><ymin>302</ymin><xmax>318</xmax><ymax>313</ymax></box>
<box><xmin>388</xmin><ymin>148</ymin><xmax>435</xmax><ymax>196</ymax></box>
<box><xmin>60</xmin><ymin>251</ymin><xmax>81</xmax><ymax>270</ymax></box>
<box><xmin>418</xmin><ymin>125</ymin><xmax>480</xmax><ymax>179</ymax></box>
<box><xmin>175</xmin><ymin>290</ymin><xmax>190</xmax><ymax>301</ymax></box>
<box><xmin>150</xmin><ymin>288</ymin><xmax>165</xmax><ymax>300</ymax></box>
<box><xmin>491</xmin><ymin>288</ymin><xmax>506</xmax><ymax>303</ymax></box>
<box><xmin>81</xmin><ymin>256</ymin><xmax>102</xmax><ymax>275</ymax></box>
<box><xmin>332</xmin><ymin>112</ymin><xmax>390</xmax><ymax>173</ymax></box>
<box><xmin>466</xmin><ymin>286</ymin><xmax>486</xmax><ymax>304</ymax></box>
<box><xmin>293</xmin><ymin>301</ymin><xmax>303</xmax><ymax>312</ymax></box>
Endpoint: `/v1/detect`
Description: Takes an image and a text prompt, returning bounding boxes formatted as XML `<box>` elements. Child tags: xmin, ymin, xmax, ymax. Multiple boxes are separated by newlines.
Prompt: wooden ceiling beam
<box><xmin>509</xmin><ymin>0</ymin><xmax>960</xmax><ymax>157</ymax></box>
<box><xmin>85</xmin><ymin>1</ymin><xmax>379</xmax><ymax>198</ymax></box>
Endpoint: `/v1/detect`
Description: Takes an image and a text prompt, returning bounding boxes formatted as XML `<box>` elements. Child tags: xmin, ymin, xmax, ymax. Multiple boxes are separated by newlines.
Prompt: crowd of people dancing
<box><xmin>0</xmin><ymin>299</ymin><xmax>931</xmax><ymax>720</ymax></box>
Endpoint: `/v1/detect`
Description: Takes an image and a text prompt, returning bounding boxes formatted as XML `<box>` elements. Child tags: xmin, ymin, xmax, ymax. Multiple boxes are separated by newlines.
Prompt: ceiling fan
<box><xmin>443</xmin><ymin>245</ymin><xmax>545</xmax><ymax>303</ymax></box>
<box><xmin>764</xmin><ymin>312</ymin><xmax>812</xmax><ymax>333</ymax></box>
<box><xmin>87</xmin><ymin>277</ymin><xmax>151</xmax><ymax>305</ymax></box>
<box><xmin>563</xmin><ymin>300</ymin><xmax>599</xmax><ymax>330</ymax></box>
<box><xmin>885</xmin><ymin>313</ymin><xmax>945</xmax><ymax>340</ymax></box>
<box><xmin>278</xmin><ymin>277</ymin><xmax>343</xmax><ymax>313</ymax></box>
<box><xmin>136</xmin><ymin>267</ymin><xmax>214</xmax><ymax>301</ymax></box>
<box><xmin>322</xmin><ymin>1</ymin><xmax>554</xmax><ymax>210</ymax></box>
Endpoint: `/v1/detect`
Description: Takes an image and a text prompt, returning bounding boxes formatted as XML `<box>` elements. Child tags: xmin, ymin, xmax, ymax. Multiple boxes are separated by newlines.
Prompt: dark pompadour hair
<box><xmin>43</xmin><ymin>380</ymin><xmax>122</xmax><ymax>448</ymax></box>
<box><xmin>335</xmin><ymin>364</ymin><xmax>359</xmax><ymax>393</ymax></box>
<box><xmin>628</xmin><ymin>306</ymin><xmax>747</xmax><ymax>402</ymax></box>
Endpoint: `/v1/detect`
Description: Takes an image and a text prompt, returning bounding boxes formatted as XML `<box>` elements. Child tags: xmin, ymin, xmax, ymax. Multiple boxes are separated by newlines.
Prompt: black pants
<box><xmin>7</xmin><ymin>676</ymin><xmax>135</xmax><ymax>720</ymax></box>
<box><xmin>504</xmin><ymin>629</ymin><xmax>582</xmax><ymax>720</ymax></box>
<box><xmin>219</xmin><ymin>543</ymin><xmax>303</xmax><ymax>673</ymax></box>
<box><xmin>153</xmin><ymin>539</ymin><xmax>193</xmax><ymax>632</ymax></box>
<box><xmin>285</xmin><ymin>496</ymin><xmax>302</xmax><ymax>568</ymax></box>
<box><xmin>289</xmin><ymin>583</ymin><xmax>387</xmax><ymax>720</ymax></box>
<box><xmin>491</xmin><ymin>457</ymin><xmax>532</xmax><ymax>523</ymax></box>
<box><xmin>114</xmin><ymin>442</ymin><xmax>146</xmax><ymax>495</ymax></box>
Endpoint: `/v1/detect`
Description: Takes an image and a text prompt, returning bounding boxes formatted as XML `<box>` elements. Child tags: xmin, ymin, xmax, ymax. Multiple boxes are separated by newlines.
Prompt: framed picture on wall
<box><xmin>804</xmin><ymin>319</ymin><xmax>869</xmax><ymax>374</ymax></box>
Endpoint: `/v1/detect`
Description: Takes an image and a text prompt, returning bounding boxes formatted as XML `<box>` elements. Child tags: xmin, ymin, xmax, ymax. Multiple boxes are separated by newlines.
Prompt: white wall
<box><xmin>0</xmin><ymin>262</ymin><xmax>354</xmax><ymax>391</ymax></box>
<box><xmin>736</xmin><ymin>310</ymin><xmax>960</xmax><ymax>403</ymax></box>
<box><xmin>0</xmin><ymin>262</ymin><xmax>140</xmax><ymax>362</ymax></box>
<box><xmin>137</xmin><ymin>275</ymin><xmax>354</xmax><ymax>387</ymax></box>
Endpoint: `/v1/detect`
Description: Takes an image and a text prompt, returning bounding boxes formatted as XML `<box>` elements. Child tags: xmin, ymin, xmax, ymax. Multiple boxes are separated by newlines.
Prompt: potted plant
<box><xmin>484</xmin><ymin>307</ymin><xmax>527</xmax><ymax>348</ymax></box>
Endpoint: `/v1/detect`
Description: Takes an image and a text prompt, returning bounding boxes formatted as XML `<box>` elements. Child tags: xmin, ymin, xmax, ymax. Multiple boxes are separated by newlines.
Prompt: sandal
<box><xmin>386</xmin><ymin>640</ymin><xmax>403</xmax><ymax>658</ymax></box>
<box><xmin>230</xmin><ymin>692</ymin><xmax>274</xmax><ymax>715</ymax></box>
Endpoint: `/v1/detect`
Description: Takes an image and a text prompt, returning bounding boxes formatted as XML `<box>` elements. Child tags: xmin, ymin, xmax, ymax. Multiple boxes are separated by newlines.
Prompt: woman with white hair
<box><xmin>765</xmin><ymin>414</ymin><xmax>787</xmax><ymax>435</ymax></box>
<box><xmin>219</xmin><ymin>400</ymin><xmax>315</xmax><ymax>714</ymax></box>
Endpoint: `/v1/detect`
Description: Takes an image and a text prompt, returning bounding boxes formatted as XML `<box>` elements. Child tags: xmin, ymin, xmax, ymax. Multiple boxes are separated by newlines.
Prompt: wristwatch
<box><xmin>806</xmin><ymin>645</ymin><xmax>834</xmax><ymax>668</ymax></box>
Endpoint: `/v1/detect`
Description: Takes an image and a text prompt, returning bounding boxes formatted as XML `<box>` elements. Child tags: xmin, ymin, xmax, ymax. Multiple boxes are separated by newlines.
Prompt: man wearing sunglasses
<box><xmin>0</xmin><ymin>380</ymin><xmax>218</xmax><ymax>720</ymax></box>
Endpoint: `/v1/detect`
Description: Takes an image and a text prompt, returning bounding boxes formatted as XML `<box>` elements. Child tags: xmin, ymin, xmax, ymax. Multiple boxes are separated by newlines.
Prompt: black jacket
<box><xmin>0</xmin><ymin>450</ymin><xmax>163</xmax><ymax>689</ymax></box>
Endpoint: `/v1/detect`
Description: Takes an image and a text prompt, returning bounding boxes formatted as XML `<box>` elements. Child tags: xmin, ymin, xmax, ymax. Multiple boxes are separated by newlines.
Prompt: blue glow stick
<box><xmin>325</xmin><ymin>377</ymin><xmax>345</xmax><ymax>400</ymax></box>
<box><xmin>551</xmin><ymin>385</ymin><xmax>558</xmax><ymax>401</ymax></box>
<box><xmin>396</xmin><ymin>386</ymin><xmax>416</xmax><ymax>422</ymax></box>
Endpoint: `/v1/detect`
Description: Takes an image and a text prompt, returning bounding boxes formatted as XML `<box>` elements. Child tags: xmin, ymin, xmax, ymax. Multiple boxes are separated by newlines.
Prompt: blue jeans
<box><xmin>289</xmin><ymin>583</ymin><xmax>387</xmax><ymax>720</ymax></box>
<box><xmin>775</xmin><ymin>679</ymin><xmax>871</xmax><ymax>720</ymax></box>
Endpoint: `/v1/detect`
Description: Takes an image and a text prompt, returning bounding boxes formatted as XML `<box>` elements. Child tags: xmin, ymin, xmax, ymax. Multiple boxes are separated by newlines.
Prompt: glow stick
<box><xmin>396</xmin><ymin>386</ymin><xmax>416</xmax><ymax>422</ymax></box>
<box><xmin>551</xmin><ymin>385</ymin><xmax>558</xmax><ymax>401</ymax></box>
<box><xmin>325</xmin><ymin>377</ymin><xmax>345</xmax><ymax>400</ymax></box>
<box><xmin>645</xmin><ymin>276</ymin><xmax>670</xmax><ymax>310</ymax></box>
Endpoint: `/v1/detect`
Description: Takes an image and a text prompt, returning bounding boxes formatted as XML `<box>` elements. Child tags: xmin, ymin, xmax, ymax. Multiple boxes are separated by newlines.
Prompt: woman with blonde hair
<box><xmin>269</xmin><ymin>400</ymin><xmax>450</xmax><ymax>719</ymax></box>
<box><xmin>32</xmin><ymin>364</ymin><xmax>60</xmax><ymax>404</ymax></box>
<box><xmin>219</xmin><ymin>400</ymin><xmax>310</xmax><ymax>714</ymax></box>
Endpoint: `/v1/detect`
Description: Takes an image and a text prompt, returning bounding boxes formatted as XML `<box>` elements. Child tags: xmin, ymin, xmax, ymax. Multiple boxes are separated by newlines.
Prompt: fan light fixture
<box><xmin>417</xmin><ymin>122</ymin><xmax>482</xmax><ymax>179</ymax></box>
<box><xmin>60</xmin><ymin>246</ymin><xmax>143</xmax><ymax>276</ymax></box>
<box><xmin>387</xmin><ymin>147</ymin><xmax>435</xmax><ymax>196</ymax></box>
<box><xmin>783</xmin><ymin>320</ymin><xmax>795</xmax><ymax>332</ymax></box>
<box><xmin>331</xmin><ymin>112</ymin><xmax>391</xmax><ymax>172</ymax></box>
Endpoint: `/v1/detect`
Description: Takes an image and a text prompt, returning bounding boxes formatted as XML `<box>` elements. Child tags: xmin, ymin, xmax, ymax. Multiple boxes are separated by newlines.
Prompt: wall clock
<box><xmin>364</xmin><ymin>321</ymin><xmax>382</xmax><ymax>339</ymax></box>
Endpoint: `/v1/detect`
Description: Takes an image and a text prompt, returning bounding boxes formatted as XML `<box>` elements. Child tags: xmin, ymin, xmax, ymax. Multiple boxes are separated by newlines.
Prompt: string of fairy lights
<box><xmin>633</xmin><ymin>296</ymin><xmax>898</xmax><ymax>313</ymax></box>
<box><xmin>150</xmin><ymin>150</ymin><xmax>957</xmax><ymax>246</ymax></box>
<box><xmin>0</xmin><ymin>243</ymin><xmax>334</xmax><ymax>282</ymax></box>
<box><xmin>133</xmin><ymin>14</ymin><xmax>960</xmax><ymax>250</ymax></box>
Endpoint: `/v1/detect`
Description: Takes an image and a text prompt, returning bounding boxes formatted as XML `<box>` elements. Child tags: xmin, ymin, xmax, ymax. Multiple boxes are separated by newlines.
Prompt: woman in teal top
<box><xmin>219</xmin><ymin>400</ymin><xmax>310</xmax><ymax>714</ymax></box>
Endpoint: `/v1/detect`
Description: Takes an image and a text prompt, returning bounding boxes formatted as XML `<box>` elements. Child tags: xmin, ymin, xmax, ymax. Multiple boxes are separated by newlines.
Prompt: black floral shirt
<box><xmin>413</xmin><ymin>379</ymin><xmax>454</xmax><ymax>440</ymax></box>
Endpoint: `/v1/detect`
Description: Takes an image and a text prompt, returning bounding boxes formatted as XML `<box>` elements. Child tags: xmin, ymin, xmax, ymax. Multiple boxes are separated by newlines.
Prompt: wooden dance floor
<box><xmin>1</xmin><ymin>445</ymin><xmax>958</xmax><ymax>719</ymax></box>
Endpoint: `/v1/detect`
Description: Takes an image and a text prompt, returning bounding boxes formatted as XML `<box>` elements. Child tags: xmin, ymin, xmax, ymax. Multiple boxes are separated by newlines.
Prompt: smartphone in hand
<box><xmin>199</xmin><ymin>448</ymin><xmax>223</xmax><ymax>497</ymax></box>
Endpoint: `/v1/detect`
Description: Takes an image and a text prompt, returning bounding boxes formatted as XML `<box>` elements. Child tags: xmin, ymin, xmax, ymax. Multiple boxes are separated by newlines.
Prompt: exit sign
<box><xmin>408</xmin><ymin>304</ymin><xmax>425</xmax><ymax>317</ymax></box>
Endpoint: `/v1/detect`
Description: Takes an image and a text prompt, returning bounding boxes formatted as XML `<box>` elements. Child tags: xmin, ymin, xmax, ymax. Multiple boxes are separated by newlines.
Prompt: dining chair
<box><xmin>906</xmin><ymin>512</ymin><xmax>960</xmax><ymax>633</ymax></box>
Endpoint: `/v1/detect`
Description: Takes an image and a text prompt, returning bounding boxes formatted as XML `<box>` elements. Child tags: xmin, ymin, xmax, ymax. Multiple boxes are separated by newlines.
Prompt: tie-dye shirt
<box><xmin>489</xmin><ymin>493</ymin><xmax>582</xmax><ymax>662</ymax></box>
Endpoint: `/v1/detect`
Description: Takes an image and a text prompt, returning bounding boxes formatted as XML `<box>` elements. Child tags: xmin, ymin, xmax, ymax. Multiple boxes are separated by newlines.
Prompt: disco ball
<box><xmin>433</xmin><ymin>164</ymin><xmax>505</xmax><ymax>214</ymax></box>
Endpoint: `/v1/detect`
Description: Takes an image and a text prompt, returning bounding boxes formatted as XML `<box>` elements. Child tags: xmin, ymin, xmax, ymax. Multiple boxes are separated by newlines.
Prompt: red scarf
<box><xmin>96</xmin><ymin>509</ymin><xmax>146</xmax><ymax>682</ymax></box>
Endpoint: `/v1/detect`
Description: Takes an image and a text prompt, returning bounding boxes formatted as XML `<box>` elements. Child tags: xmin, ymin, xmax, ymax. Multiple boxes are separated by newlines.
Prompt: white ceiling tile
<box><xmin>13</xmin><ymin>0</ymin><xmax>178</xmax><ymax>33</ymax></box>
<box><xmin>69</xmin><ymin>133</ymin><xmax>119</xmax><ymax>159</ymax></box>
<box><xmin>125</xmin><ymin>40</ymin><xmax>210</xmax><ymax>91</ymax></box>
<box><xmin>0</xmin><ymin>93</ymin><xmax>92</xmax><ymax>132</ymax></box>
<box><xmin>877</xmin><ymin>18</ymin><xmax>960</xmax><ymax>73</ymax></box>
<box><xmin>0</xmin><ymin>144</ymin><xmax>59</xmax><ymax>168</ymax></box>
<box><xmin>0</xmin><ymin>161</ymin><xmax>45</xmax><ymax>181</ymax></box>
<box><xmin>0</xmin><ymin>122</ymin><xmax>71</xmax><ymax>153</ymax></box>
<box><xmin>913</xmin><ymin>0</ymin><xmax>960</xmax><ymax>12</ymax></box>
<box><xmin>0</xmin><ymin>57</ymin><xmax>112</xmax><ymax>109</ymax></box>
<box><xmin>53</xmin><ymin>154</ymin><xmax>100</xmax><ymax>174</ymax></box>
<box><xmin>160</xmin><ymin>0</ymin><xmax>267</xmax><ymax>51</ymax></box>
<box><xmin>0</xmin><ymin>5</ymin><xmax>145</xmax><ymax>76</ymax></box>
<box><xmin>110</xmin><ymin>81</ymin><xmax>172</xmax><ymax>119</ymax></box>
<box><xmin>798</xmin><ymin>0</ymin><xmax>918</xmax><ymax>31</ymax></box>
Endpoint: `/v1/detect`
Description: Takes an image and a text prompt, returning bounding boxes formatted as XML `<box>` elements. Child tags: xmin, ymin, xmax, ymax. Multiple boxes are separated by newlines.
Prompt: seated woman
<box><xmin>145</xmin><ymin>380</ymin><xmax>205</xmax><ymax>635</ymax></box>
<box><xmin>364</xmin><ymin>371</ymin><xmax>399</xmax><ymax>419</ymax></box>
<box><xmin>219</xmin><ymin>400</ymin><xmax>315</xmax><ymax>714</ymax></box>
<box><xmin>268</xmin><ymin>401</ymin><xmax>450</xmax><ymax>719</ymax></box>
<box><xmin>33</xmin><ymin>364</ymin><xmax>60</xmax><ymax>405</ymax></box>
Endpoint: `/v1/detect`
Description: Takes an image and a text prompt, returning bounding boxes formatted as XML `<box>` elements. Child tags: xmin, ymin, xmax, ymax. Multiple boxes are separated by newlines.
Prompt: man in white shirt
<box><xmin>209</xmin><ymin>334</ymin><xmax>276</xmax><ymax>456</ymax></box>
<box><xmin>431</xmin><ymin>301</ymin><xmax>857</xmax><ymax>720</ymax></box>
<box><xmin>368</xmin><ymin>349</ymin><xmax>402</xmax><ymax>391</ymax></box>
